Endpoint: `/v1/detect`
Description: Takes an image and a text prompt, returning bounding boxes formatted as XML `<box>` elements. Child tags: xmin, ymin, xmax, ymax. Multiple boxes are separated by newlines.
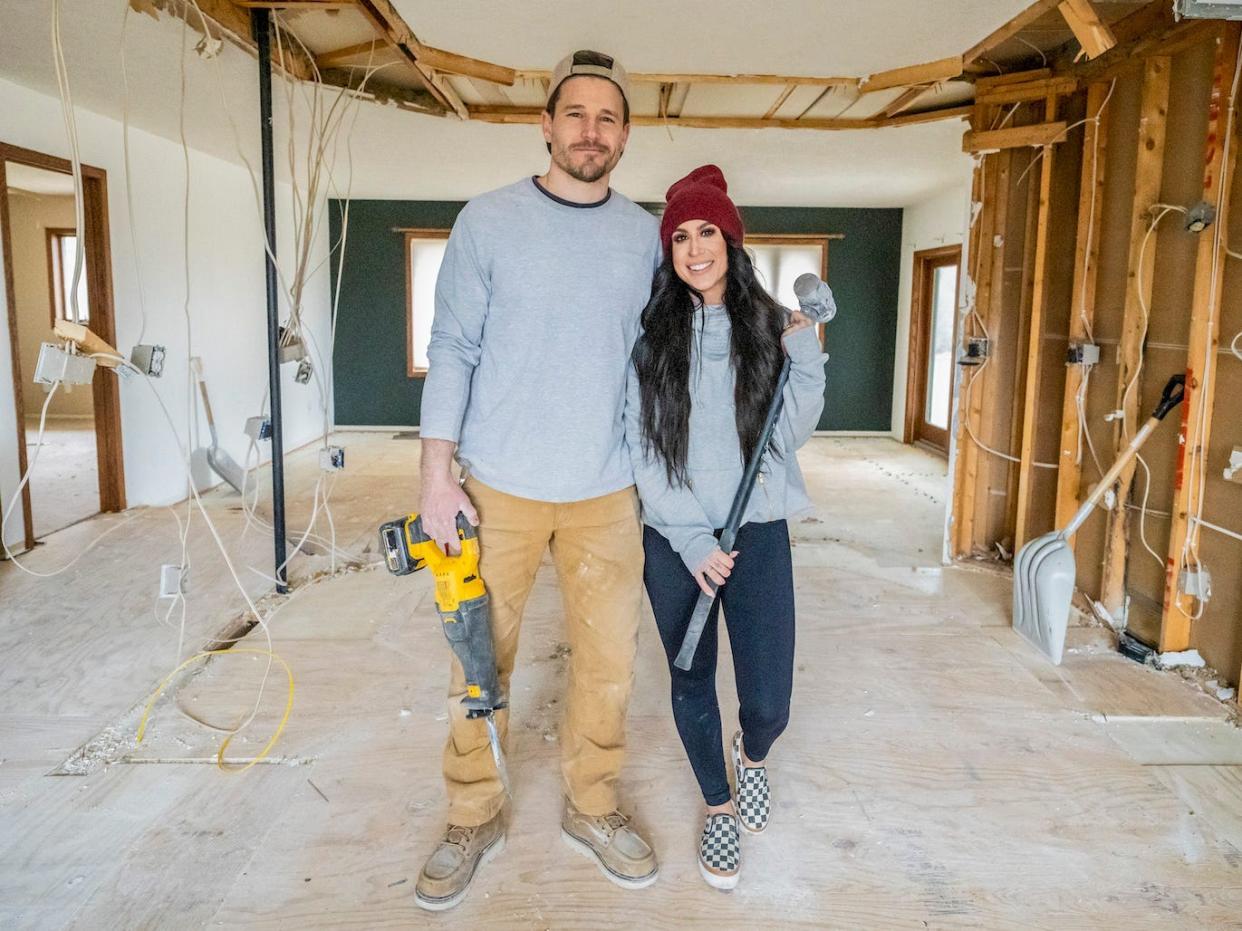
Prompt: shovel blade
<box><xmin>1012</xmin><ymin>532</ymin><xmax>1075</xmax><ymax>665</ymax></box>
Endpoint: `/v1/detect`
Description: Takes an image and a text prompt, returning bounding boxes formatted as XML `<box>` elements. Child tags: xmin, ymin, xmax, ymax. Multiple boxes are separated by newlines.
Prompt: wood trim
<box><xmin>404</xmin><ymin>229</ymin><xmax>450</xmax><ymax>379</ymax></box>
<box><xmin>0</xmin><ymin>141</ymin><xmax>126</xmax><ymax>522</ymax></box>
<box><xmin>1013</xmin><ymin>96</ymin><xmax>1060</xmax><ymax>550</ymax></box>
<box><xmin>1100</xmin><ymin>56</ymin><xmax>1171</xmax><ymax>620</ymax></box>
<box><xmin>1053</xmin><ymin>82</ymin><xmax>1110</xmax><ymax>544</ymax></box>
<box><xmin>0</xmin><ymin>158</ymin><xmax>35</xmax><ymax>551</ymax></box>
<box><xmin>45</xmin><ymin>227</ymin><xmax>76</xmax><ymax>326</ymax></box>
<box><xmin>904</xmin><ymin>245</ymin><xmax>962</xmax><ymax>452</ymax></box>
<box><xmin>84</xmin><ymin>171</ymin><xmax>125</xmax><ymax>513</ymax></box>
<box><xmin>1160</xmin><ymin>26</ymin><xmax>1242</xmax><ymax>652</ymax></box>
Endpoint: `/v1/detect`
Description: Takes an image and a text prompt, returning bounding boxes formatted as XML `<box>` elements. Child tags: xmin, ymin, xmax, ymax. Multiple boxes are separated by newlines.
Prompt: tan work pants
<box><xmin>442</xmin><ymin>478</ymin><xmax>644</xmax><ymax>826</ymax></box>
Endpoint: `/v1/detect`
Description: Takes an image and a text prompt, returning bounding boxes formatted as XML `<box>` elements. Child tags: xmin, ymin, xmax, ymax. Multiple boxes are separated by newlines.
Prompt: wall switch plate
<box><xmin>159</xmin><ymin>564</ymin><xmax>187</xmax><ymax>599</ymax></box>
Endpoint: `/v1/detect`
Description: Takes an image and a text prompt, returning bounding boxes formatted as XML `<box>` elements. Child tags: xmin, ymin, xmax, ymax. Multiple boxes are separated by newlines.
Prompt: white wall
<box><xmin>892</xmin><ymin>181</ymin><xmax>972</xmax><ymax>439</ymax></box>
<box><xmin>0</xmin><ymin>76</ymin><xmax>332</xmax><ymax>550</ymax></box>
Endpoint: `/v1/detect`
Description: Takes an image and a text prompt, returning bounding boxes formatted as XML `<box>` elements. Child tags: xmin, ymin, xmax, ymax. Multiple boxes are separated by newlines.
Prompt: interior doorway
<box><xmin>1</xmin><ymin>143</ymin><xmax>125</xmax><ymax>549</ymax></box>
<box><xmin>904</xmin><ymin>244</ymin><xmax>961</xmax><ymax>456</ymax></box>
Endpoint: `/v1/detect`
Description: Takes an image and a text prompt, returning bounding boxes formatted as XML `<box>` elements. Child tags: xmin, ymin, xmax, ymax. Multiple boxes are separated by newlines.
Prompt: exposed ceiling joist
<box><xmin>1058</xmin><ymin>0</ymin><xmax>1117</xmax><ymax>59</ymax></box>
<box><xmin>964</xmin><ymin>0</ymin><xmax>1063</xmax><ymax>65</ymax></box>
<box><xmin>862</xmin><ymin>56</ymin><xmax>963</xmax><ymax>93</ymax></box>
<box><xmin>350</xmin><ymin>0</ymin><xmax>468</xmax><ymax>117</ymax></box>
<box><xmin>468</xmin><ymin>104</ymin><xmax>973</xmax><ymax>132</ymax></box>
<box><xmin>315</xmin><ymin>39</ymin><xmax>517</xmax><ymax>84</ymax></box>
<box><xmin>148</xmin><ymin>0</ymin><xmax>317</xmax><ymax>82</ymax></box>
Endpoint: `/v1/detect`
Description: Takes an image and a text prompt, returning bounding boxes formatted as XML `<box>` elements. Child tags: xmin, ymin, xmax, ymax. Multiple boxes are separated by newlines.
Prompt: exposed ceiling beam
<box><xmin>315</xmin><ymin>39</ymin><xmax>517</xmax><ymax>85</ymax></box>
<box><xmin>862</xmin><ymin>56</ymin><xmax>963</xmax><ymax>93</ymax></box>
<box><xmin>467</xmin><ymin>104</ymin><xmax>971</xmax><ymax>131</ymax></box>
<box><xmin>232</xmin><ymin>1</ymin><xmax>354</xmax><ymax>8</ymax></box>
<box><xmin>351</xmin><ymin>0</ymin><xmax>469</xmax><ymax>117</ymax></box>
<box><xmin>763</xmin><ymin>84</ymin><xmax>798</xmax><ymax>120</ymax></box>
<box><xmin>152</xmin><ymin>0</ymin><xmax>316</xmax><ymax>81</ymax></box>
<box><xmin>1058</xmin><ymin>0</ymin><xmax>1117</xmax><ymax>59</ymax></box>
<box><xmin>964</xmin><ymin>0</ymin><xmax>1063</xmax><ymax>65</ymax></box>
<box><xmin>877</xmin><ymin>85</ymin><xmax>929</xmax><ymax>119</ymax></box>
<box><xmin>515</xmin><ymin>70</ymin><xmax>858</xmax><ymax>88</ymax></box>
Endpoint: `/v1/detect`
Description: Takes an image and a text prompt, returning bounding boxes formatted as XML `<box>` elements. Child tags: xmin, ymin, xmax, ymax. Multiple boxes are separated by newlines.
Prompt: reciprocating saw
<box><xmin>379</xmin><ymin>511</ymin><xmax>509</xmax><ymax>793</ymax></box>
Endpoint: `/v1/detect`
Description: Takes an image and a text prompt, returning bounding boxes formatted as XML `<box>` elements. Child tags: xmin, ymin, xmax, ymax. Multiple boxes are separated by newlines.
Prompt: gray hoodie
<box><xmin>624</xmin><ymin>304</ymin><xmax>829</xmax><ymax>573</ymax></box>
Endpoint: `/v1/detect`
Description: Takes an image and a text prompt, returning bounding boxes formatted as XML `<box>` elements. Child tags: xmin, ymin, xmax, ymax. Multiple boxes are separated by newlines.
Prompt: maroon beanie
<box><xmin>659</xmin><ymin>164</ymin><xmax>744</xmax><ymax>251</ymax></box>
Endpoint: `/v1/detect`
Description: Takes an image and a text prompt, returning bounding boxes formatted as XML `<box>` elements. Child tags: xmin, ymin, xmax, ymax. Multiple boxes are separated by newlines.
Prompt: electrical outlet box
<box><xmin>277</xmin><ymin>325</ymin><xmax>308</xmax><ymax>364</ymax></box>
<box><xmin>130</xmin><ymin>344</ymin><xmax>165</xmax><ymax>378</ymax></box>
<box><xmin>958</xmin><ymin>337</ymin><xmax>990</xmax><ymax>366</ymax></box>
<box><xmin>1224</xmin><ymin>447</ymin><xmax>1242</xmax><ymax>483</ymax></box>
<box><xmin>1179</xmin><ymin>566</ymin><xmax>1212</xmax><ymax>602</ymax></box>
<box><xmin>34</xmin><ymin>343</ymin><xmax>96</xmax><ymax>386</ymax></box>
<box><xmin>159</xmin><ymin>564</ymin><xmax>187</xmax><ymax>599</ymax></box>
<box><xmin>320</xmin><ymin>446</ymin><xmax>345</xmax><ymax>471</ymax></box>
<box><xmin>245</xmin><ymin>416</ymin><xmax>272</xmax><ymax>441</ymax></box>
<box><xmin>1185</xmin><ymin>202</ymin><xmax>1216</xmax><ymax>233</ymax></box>
<box><xmin>1066</xmin><ymin>343</ymin><xmax>1100</xmax><ymax>365</ymax></box>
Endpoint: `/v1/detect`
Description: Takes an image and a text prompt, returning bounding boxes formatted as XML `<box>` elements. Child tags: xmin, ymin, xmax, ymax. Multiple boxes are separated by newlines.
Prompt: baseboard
<box><xmin>811</xmin><ymin>430</ymin><xmax>896</xmax><ymax>438</ymax></box>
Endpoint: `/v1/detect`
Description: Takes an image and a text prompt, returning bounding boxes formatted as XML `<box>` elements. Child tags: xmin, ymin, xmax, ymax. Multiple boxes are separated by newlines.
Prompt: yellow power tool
<box><xmin>379</xmin><ymin>512</ymin><xmax>509</xmax><ymax>792</ymax></box>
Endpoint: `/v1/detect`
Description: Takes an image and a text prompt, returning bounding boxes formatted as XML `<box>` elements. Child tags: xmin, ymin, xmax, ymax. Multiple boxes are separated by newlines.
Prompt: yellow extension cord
<box><xmin>136</xmin><ymin>649</ymin><xmax>295</xmax><ymax>774</ymax></box>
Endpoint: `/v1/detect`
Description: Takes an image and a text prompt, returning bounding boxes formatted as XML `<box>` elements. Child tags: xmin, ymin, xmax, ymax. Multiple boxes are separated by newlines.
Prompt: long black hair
<box><xmin>633</xmin><ymin>238</ymin><xmax>786</xmax><ymax>486</ymax></box>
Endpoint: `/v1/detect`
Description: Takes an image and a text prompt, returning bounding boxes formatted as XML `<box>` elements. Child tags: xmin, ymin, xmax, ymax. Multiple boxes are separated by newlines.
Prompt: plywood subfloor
<box><xmin>2</xmin><ymin>436</ymin><xmax>1240</xmax><ymax>929</ymax></box>
<box><xmin>23</xmin><ymin>415</ymin><xmax>98</xmax><ymax>538</ymax></box>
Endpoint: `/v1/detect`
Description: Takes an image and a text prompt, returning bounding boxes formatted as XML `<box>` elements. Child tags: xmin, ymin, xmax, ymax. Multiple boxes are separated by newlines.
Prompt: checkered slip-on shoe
<box><xmin>698</xmin><ymin>812</ymin><xmax>741</xmax><ymax>890</ymax></box>
<box><xmin>732</xmin><ymin>730</ymin><xmax>772</xmax><ymax>834</ymax></box>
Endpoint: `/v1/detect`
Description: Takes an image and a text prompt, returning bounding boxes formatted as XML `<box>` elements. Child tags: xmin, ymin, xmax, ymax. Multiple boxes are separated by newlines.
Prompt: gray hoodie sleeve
<box><xmin>419</xmin><ymin>211</ymin><xmax>489</xmax><ymax>443</ymax></box>
<box><xmin>778</xmin><ymin>325</ymin><xmax>829</xmax><ymax>451</ymax></box>
<box><xmin>624</xmin><ymin>359</ymin><xmax>721</xmax><ymax>574</ymax></box>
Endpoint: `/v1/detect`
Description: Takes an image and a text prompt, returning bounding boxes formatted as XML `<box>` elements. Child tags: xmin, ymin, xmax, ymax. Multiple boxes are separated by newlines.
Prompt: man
<box><xmin>414</xmin><ymin>50</ymin><xmax>661</xmax><ymax>911</ymax></box>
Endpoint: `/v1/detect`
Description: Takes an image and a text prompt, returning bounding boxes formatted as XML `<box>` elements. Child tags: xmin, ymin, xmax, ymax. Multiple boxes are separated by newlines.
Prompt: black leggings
<box><xmin>643</xmin><ymin>520</ymin><xmax>796</xmax><ymax>806</ymax></box>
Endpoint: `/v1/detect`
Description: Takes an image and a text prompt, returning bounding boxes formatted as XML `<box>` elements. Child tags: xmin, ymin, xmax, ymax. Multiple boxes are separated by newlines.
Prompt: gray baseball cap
<box><xmin>547</xmin><ymin>50</ymin><xmax>630</xmax><ymax>107</ymax></box>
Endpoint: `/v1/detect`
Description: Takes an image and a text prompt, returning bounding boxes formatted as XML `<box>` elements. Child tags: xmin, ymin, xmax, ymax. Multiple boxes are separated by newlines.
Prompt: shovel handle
<box><xmin>1062</xmin><ymin>374</ymin><xmax>1187</xmax><ymax>539</ymax></box>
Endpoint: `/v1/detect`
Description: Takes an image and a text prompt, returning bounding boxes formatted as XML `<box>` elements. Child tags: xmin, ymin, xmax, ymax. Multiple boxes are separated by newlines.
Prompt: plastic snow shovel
<box><xmin>191</xmin><ymin>357</ymin><xmax>246</xmax><ymax>494</ymax></box>
<box><xmin>1012</xmin><ymin>373</ymin><xmax>1185</xmax><ymax>664</ymax></box>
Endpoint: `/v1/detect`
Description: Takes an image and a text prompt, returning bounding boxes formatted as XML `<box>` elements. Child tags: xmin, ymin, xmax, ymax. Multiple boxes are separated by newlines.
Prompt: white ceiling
<box><xmin>0</xmin><ymin>0</ymin><xmax>1012</xmax><ymax>207</ymax></box>
<box><xmin>5</xmin><ymin>162</ymin><xmax>76</xmax><ymax>196</ymax></box>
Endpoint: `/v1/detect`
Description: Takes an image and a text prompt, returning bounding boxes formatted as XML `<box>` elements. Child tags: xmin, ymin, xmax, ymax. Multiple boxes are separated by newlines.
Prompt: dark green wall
<box><xmin>330</xmin><ymin>199</ymin><xmax>902</xmax><ymax>430</ymax></box>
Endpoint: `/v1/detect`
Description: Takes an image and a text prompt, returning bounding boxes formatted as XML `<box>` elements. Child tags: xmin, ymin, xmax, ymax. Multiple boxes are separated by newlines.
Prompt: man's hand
<box><xmin>420</xmin><ymin>438</ymin><xmax>479</xmax><ymax>555</ymax></box>
<box><xmin>692</xmin><ymin>547</ymin><xmax>739</xmax><ymax>597</ymax></box>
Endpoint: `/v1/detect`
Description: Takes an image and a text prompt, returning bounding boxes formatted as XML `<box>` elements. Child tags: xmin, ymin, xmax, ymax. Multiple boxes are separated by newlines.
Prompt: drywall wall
<box><xmin>0</xmin><ymin>76</ymin><xmax>332</xmax><ymax>523</ymax></box>
<box><xmin>893</xmin><ymin>182</ymin><xmax>971</xmax><ymax>439</ymax></box>
<box><xmin>6</xmin><ymin>191</ymin><xmax>93</xmax><ymax>417</ymax></box>
<box><xmin>330</xmin><ymin>198</ymin><xmax>903</xmax><ymax>431</ymax></box>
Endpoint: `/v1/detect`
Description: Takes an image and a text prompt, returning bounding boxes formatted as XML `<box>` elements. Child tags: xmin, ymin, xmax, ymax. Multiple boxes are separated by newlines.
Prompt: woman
<box><xmin>624</xmin><ymin>164</ymin><xmax>828</xmax><ymax>889</ymax></box>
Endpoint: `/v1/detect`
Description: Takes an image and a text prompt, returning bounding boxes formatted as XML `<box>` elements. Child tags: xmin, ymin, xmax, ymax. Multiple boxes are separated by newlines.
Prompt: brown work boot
<box><xmin>414</xmin><ymin>811</ymin><xmax>506</xmax><ymax>911</ymax></box>
<box><xmin>560</xmin><ymin>798</ymin><xmax>659</xmax><ymax>889</ymax></box>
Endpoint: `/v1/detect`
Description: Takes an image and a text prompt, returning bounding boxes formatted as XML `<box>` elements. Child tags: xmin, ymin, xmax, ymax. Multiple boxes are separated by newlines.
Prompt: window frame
<box><xmin>743</xmin><ymin>233</ymin><xmax>838</xmax><ymax>342</ymax></box>
<box><xmin>404</xmin><ymin>228</ymin><xmax>451</xmax><ymax>379</ymax></box>
<box><xmin>45</xmin><ymin>227</ymin><xmax>82</xmax><ymax>326</ymax></box>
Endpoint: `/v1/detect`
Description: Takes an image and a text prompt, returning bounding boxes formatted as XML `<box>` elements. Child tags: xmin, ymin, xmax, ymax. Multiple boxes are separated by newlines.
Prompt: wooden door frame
<box><xmin>1</xmin><ymin>142</ymin><xmax>126</xmax><ymax>551</ymax></box>
<box><xmin>904</xmin><ymin>244</ymin><xmax>962</xmax><ymax>454</ymax></box>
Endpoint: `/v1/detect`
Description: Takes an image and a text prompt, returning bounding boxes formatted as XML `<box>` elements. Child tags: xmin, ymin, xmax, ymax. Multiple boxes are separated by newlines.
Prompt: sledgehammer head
<box><xmin>793</xmin><ymin>273</ymin><xmax>837</xmax><ymax>323</ymax></box>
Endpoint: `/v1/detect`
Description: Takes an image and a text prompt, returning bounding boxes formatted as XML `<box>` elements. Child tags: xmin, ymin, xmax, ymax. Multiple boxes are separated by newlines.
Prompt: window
<box><xmin>46</xmin><ymin>228</ymin><xmax>89</xmax><ymax>324</ymax></box>
<box><xmin>405</xmin><ymin>229</ymin><xmax>449</xmax><ymax>378</ymax></box>
<box><xmin>743</xmin><ymin>234</ymin><xmax>834</xmax><ymax>316</ymax></box>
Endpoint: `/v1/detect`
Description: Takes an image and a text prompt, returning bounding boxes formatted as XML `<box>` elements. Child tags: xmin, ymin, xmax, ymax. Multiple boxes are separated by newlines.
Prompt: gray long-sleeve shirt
<box><xmin>624</xmin><ymin>305</ymin><xmax>829</xmax><ymax>573</ymax></box>
<box><xmin>420</xmin><ymin>177</ymin><xmax>660</xmax><ymax>502</ymax></box>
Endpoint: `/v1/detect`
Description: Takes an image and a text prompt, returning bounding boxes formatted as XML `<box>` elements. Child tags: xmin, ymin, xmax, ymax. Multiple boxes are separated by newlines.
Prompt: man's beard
<box><xmin>553</xmin><ymin>141</ymin><xmax>622</xmax><ymax>183</ymax></box>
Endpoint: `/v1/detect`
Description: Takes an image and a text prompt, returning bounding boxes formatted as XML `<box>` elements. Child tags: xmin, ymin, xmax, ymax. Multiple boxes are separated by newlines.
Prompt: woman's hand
<box><xmin>693</xmin><ymin>547</ymin><xmax>739</xmax><ymax>596</ymax></box>
<box><xmin>781</xmin><ymin>310</ymin><xmax>815</xmax><ymax>354</ymax></box>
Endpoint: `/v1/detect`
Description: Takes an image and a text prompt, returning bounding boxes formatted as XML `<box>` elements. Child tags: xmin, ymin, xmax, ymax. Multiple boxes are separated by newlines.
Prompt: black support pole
<box><xmin>253</xmin><ymin>9</ymin><xmax>288</xmax><ymax>594</ymax></box>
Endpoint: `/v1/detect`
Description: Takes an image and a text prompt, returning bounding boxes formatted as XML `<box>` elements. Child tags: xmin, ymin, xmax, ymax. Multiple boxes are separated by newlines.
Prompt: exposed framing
<box><xmin>1099</xmin><ymin>56</ymin><xmax>1171</xmax><ymax>620</ymax></box>
<box><xmin>904</xmin><ymin>244</ymin><xmax>963</xmax><ymax>454</ymax></box>
<box><xmin>1159</xmin><ymin>26</ymin><xmax>1242</xmax><ymax>653</ymax></box>
<box><xmin>0</xmin><ymin>142</ymin><xmax>126</xmax><ymax>553</ymax></box>
<box><xmin>402</xmin><ymin>227</ymin><xmax>449</xmax><ymax>379</ymax></box>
